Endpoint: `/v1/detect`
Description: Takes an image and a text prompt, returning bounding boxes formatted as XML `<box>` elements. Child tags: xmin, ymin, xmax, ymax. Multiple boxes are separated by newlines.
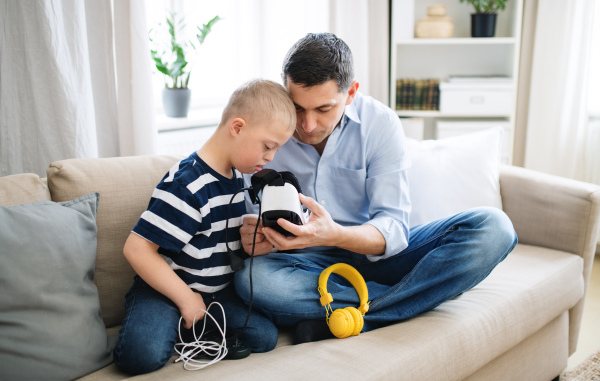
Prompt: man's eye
<box><xmin>318</xmin><ymin>108</ymin><xmax>332</xmax><ymax>113</ymax></box>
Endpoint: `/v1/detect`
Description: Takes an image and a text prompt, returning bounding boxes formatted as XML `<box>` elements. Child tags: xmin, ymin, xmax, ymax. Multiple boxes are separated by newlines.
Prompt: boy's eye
<box><xmin>265</xmin><ymin>145</ymin><xmax>273</xmax><ymax>150</ymax></box>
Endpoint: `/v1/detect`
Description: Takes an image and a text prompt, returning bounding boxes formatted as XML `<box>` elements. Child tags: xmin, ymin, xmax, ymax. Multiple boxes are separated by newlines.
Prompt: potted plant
<box><xmin>149</xmin><ymin>13</ymin><xmax>221</xmax><ymax>117</ymax></box>
<box><xmin>459</xmin><ymin>0</ymin><xmax>508</xmax><ymax>38</ymax></box>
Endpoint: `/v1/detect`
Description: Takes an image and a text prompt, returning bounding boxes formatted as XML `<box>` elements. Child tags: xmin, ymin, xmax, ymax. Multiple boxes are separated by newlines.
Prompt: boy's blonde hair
<box><xmin>220</xmin><ymin>79</ymin><xmax>296</xmax><ymax>132</ymax></box>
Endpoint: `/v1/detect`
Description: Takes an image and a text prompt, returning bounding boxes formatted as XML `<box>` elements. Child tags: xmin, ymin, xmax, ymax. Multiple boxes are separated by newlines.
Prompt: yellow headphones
<box><xmin>318</xmin><ymin>263</ymin><xmax>369</xmax><ymax>339</ymax></box>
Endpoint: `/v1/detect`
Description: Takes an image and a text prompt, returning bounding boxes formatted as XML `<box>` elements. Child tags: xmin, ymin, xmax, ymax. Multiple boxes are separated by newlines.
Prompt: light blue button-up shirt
<box><xmin>244</xmin><ymin>92</ymin><xmax>411</xmax><ymax>261</ymax></box>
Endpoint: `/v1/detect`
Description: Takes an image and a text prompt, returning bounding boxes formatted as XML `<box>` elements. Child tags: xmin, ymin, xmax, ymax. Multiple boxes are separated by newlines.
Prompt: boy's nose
<box><xmin>265</xmin><ymin>150</ymin><xmax>276</xmax><ymax>162</ymax></box>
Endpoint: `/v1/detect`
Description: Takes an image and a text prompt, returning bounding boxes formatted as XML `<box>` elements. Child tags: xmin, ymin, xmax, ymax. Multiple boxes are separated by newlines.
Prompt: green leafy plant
<box><xmin>459</xmin><ymin>0</ymin><xmax>508</xmax><ymax>14</ymax></box>
<box><xmin>149</xmin><ymin>13</ymin><xmax>221</xmax><ymax>89</ymax></box>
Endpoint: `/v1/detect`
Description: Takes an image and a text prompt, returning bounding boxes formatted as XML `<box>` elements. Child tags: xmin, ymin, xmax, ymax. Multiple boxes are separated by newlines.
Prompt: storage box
<box><xmin>436</xmin><ymin>120</ymin><xmax>512</xmax><ymax>164</ymax></box>
<box><xmin>439</xmin><ymin>82</ymin><xmax>514</xmax><ymax>115</ymax></box>
<box><xmin>400</xmin><ymin>117</ymin><xmax>425</xmax><ymax>140</ymax></box>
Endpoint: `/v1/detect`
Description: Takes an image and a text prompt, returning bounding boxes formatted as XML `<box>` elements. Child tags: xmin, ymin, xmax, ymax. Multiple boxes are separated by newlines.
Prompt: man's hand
<box><xmin>178</xmin><ymin>292</ymin><xmax>207</xmax><ymax>329</ymax></box>
<box><xmin>240</xmin><ymin>215</ymin><xmax>274</xmax><ymax>256</ymax></box>
<box><xmin>262</xmin><ymin>194</ymin><xmax>342</xmax><ymax>251</ymax></box>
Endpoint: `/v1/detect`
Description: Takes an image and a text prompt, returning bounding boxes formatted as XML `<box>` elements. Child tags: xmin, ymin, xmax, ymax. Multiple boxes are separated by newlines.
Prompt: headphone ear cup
<box><xmin>328</xmin><ymin>308</ymin><xmax>355</xmax><ymax>339</ymax></box>
<box><xmin>344</xmin><ymin>307</ymin><xmax>363</xmax><ymax>336</ymax></box>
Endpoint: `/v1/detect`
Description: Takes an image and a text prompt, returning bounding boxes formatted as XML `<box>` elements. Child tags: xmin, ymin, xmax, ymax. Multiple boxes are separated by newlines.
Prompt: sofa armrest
<box><xmin>500</xmin><ymin>165</ymin><xmax>600</xmax><ymax>257</ymax></box>
<box><xmin>499</xmin><ymin>165</ymin><xmax>600</xmax><ymax>354</ymax></box>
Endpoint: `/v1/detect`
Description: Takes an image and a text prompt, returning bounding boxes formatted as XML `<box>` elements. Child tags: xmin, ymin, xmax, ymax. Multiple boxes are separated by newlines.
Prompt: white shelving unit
<box><xmin>390</xmin><ymin>0</ymin><xmax>523</xmax><ymax>163</ymax></box>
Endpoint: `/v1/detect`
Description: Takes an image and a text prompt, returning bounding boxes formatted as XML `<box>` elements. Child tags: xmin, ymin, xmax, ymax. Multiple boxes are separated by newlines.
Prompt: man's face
<box><xmin>285</xmin><ymin>78</ymin><xmax>357</xmax><ymax>147</ymax></box>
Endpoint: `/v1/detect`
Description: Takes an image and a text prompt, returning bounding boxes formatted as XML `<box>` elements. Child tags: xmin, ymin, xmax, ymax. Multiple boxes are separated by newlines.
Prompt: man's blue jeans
<box><xmin>234</xmin><ymin>207</ymin><xmax>518</xmax><ymax>331</ymax></box>
<box><xmin>113</xmin><ymin>276</ymin><xmax>277</xmax><ymax>375</ymax></box>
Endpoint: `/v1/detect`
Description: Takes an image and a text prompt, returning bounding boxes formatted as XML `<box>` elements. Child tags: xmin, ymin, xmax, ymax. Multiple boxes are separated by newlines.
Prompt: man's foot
<box><xmin>293</xmin><ymin>320</ymin><xmax>334</xmax><ymax>344</ymax></box>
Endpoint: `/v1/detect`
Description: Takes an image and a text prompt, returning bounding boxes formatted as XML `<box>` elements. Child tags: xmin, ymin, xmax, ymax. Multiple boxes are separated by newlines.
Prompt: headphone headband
<box><xmin>318</xmin><ymin>263</ymin><xmax>369</xmax><ymax>314</ymax></box>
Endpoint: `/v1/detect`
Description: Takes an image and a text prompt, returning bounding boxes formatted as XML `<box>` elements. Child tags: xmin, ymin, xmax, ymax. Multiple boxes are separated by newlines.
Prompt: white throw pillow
<box><xmin>405</xmin><ymin>127</ymin><xmax>503</xmax><ymax>227</ymax></box>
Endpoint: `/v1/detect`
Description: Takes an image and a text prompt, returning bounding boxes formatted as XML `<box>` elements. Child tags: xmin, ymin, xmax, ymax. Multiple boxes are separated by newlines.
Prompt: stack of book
<box><xmin>395</xmin><ymin>78</ymin><xmax>440</xmax><ymax>111</ymax></box>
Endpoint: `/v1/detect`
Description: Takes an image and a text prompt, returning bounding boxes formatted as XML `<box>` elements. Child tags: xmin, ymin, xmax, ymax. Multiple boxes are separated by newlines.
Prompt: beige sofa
<box><xmin>1</xmin><ymin>155</ymin><xmax>599</xmax><ymax>381</ymax></box>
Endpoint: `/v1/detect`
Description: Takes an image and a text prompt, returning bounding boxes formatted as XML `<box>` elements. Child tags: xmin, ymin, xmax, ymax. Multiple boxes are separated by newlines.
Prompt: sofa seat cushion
<box><xmin>80</xmin><ymin>244</ymin><xmax>583</xmax><ymax>381</ymax></box>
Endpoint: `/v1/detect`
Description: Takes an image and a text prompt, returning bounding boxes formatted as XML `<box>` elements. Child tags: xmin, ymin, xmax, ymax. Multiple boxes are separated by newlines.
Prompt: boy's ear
<box><xmin>229</xmin><ymin>118</ymin><xmax>247</xmax><ymax>136</ymax></box>
<box><xmin>345</xmin><ymin>81</ymin><xmax>359</xmax><ymax>105</ymax></box>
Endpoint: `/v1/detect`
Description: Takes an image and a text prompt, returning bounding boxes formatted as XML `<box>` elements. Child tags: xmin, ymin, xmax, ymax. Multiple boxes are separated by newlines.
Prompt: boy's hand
<box><xmin>240</xmin><ymin>215</ymin><xmax>274</xmax><ymax>256</ymax></box>
<box><xmin>262</xmin><ymin>194</ymin><xmax>342</xmax><ymax>251</ymax></box>
<box><xmin>178</xmin><ymin>292</ymin><xmax>207</xmax><ymax>329</ymax></box>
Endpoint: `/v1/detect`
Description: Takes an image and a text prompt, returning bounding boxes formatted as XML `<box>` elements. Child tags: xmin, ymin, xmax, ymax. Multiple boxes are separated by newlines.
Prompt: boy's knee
<box><xmin>113</xmin><ymin>332</ymin><xmax>173</xmax><ymax>375</ymax></box>
<box><xmin>113</xmin><ymin>345</ymin><xmax>170</xmax><ymax>375</ymax></box>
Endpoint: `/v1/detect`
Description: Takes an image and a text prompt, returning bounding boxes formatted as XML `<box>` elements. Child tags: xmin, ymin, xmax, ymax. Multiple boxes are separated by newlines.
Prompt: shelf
<box><xmin>395</xmin><ymin>110</ymin><xmax>511</xmax><ymax>118</ymax></box>
<box><xmin>396</xmin><ymin>37</ymin><xmax>517</xmax><ymax>45</ymax></box>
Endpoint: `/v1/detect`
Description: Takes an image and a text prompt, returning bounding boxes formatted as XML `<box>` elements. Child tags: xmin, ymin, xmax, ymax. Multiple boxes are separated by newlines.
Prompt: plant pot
<box><xmin>471</xmin><ymin>13</ymin><xmax>497</xmax><ymax>38</ymax></box>
<box><xmin>162</xmin><ymin>88</ymin><xmax>191</xmax><ymax>118</ymax></box>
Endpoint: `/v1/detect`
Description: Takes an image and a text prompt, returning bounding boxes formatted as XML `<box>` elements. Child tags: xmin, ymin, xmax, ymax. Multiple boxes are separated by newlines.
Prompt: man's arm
<box><xmin>123</xmin><ymin>233</ymin><xmax>206</xmax><ymax>328</ymax></box>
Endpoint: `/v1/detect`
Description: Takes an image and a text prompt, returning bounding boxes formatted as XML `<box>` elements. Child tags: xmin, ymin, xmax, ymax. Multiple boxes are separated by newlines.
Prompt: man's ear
<box><xmin>345</xmin><ymin>81</ymin><xmax>359</xmax><ymax>105</ymax></box>
<box><xmin>229</xmin><ymin>118</ymin><xmax>246</xmax><ymax>137</ymax></box>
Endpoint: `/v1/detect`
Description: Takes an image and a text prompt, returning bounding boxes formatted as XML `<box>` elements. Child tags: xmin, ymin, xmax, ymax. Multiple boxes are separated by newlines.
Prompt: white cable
<box><xmin>173</xmin><ymin>302</ymin><xmax>228</xmax><ymax>371</ymax></box>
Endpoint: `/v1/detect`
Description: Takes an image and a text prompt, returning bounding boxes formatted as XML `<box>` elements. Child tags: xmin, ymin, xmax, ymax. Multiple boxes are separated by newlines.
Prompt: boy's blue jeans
<box><xmin>113</xmin><ymin>277</ymin><xmax>277</xmax><ymax>375</ymax></box>
<box><xmin>234</xmin><ymin>207</ymin><xmax>518</xmax><ymax>331</ymax></box>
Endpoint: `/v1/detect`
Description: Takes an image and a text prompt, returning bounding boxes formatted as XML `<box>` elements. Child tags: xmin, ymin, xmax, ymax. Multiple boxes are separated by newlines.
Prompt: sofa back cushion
<box><xmin>0</xmin><ymin>173</ymin><xmax>51</xmax><ymax>206</ymax></box>
<box><xmin>46</xmin><ymin>155</ymin><xmax>182</xmax><ymax>327</ymax></box>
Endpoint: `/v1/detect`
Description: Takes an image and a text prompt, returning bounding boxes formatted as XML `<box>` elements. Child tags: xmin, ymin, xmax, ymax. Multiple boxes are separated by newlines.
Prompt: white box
<box><xmin>436</xmin><ymin>121</ymin><xmax>512</xmax><ymax>164</ymax></box>
<box><xmin>439</xmin><ymin>82</ymin><xmax>514</xmax><ymax>115</ymax></box>
<box><xmin>400</xmin><ymin>117</ymin><xmax>424</xmax><ymax>140</ymax></box>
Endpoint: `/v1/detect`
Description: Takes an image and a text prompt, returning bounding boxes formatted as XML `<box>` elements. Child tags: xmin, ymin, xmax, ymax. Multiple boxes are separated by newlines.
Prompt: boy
<box><xmin>113</xmin><ymin>79</ymin><xmax>296</xmax><ymax>375</ymax></box>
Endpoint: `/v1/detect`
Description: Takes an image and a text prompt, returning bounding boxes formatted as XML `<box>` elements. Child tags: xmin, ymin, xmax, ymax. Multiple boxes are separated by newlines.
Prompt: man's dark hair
<box><xmin>282</xmin><ymin>33</ymin><xmax>354</xmax><ymax>92</ymax></box>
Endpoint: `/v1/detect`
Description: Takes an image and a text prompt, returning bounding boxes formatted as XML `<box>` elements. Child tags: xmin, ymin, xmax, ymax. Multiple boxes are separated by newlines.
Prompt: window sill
<box><xmin>156</xmin><ymin>107</ymin><xmax>223</xmax><ymax>132</ymax></box>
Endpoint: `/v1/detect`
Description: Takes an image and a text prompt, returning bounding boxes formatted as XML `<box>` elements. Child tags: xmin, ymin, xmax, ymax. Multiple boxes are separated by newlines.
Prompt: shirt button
<box><xmin>321</xmin><ymin>200</ymin><xmax>326</xmax><ymax>205</ymax></box>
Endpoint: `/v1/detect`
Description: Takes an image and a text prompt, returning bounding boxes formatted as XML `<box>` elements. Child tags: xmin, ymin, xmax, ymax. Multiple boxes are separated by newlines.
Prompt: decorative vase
<box><xmin>415</xmin><ymin>4</ymin><xmax>454</xmax><ymax>38</ymax></box>
<box><xmin>471</xmin><ymin>13</ymin><xmax>497</xmax><ymax>38</ymax></box>
<box><xmin>162</xmin><ymin>88</ymin><xmax>191</xmax><ymax>118</ymax></box>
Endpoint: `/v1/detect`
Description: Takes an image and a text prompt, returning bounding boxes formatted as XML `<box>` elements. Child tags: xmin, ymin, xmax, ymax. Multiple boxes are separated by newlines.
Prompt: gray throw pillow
<box><xmin>0</xmin><ymin>193</ymin><xmax>113</xmax><ymax>380</ymax></box>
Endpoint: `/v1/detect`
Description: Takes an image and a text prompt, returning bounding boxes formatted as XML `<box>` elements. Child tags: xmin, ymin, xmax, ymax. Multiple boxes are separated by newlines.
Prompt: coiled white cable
<box><xmin>173</xmin><ymin>302</ymin><xmax>228</xmax><ymax>370</ymax></box>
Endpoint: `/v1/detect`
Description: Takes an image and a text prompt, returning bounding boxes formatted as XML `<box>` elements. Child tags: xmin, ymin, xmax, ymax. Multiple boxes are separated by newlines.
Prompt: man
<box><xmin>235</xmin><ymin>33</ymin><xmax>517</xmax><ymax>345</ymax></box>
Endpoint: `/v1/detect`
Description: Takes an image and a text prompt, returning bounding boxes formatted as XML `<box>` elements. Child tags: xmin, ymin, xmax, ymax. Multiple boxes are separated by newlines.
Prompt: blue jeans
<box><xmin>234</xmin><ymin>207</ymin><xmax>518</xmax><ymax>332</ymax></box>
<box><xmin>113</xmin><ymin>276</ymin><xmax>277</xmax><ymax>375</ymax></box>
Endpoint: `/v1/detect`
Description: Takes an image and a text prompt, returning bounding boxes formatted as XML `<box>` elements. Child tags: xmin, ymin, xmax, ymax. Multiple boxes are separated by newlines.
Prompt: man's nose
<box><xmin>302</xmin><ymin>112</ymin><xmax>318</xmax><ymax>133</ymax></box>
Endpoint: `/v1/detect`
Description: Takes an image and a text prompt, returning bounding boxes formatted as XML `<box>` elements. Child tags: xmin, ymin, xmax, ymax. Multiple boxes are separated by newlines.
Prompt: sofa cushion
<box><xmin>79</xmin><ymin>244</ymin><xmax>583</xmax><ymax>380</ymax></box>
<box><xmin>46</xmin><ymin>155</ymin><xmax>183</xmax><ymax>327</ymax></box>
<box><xmin>405</xmin><ymin>127</ymin><xmax>503</xmax><ymax>227</ymax></box>
<box><xmin>0</xmin><ymin>193</ymin><xmax>113</xmax><ymax>381</ymax></box>
<box><xmin>0</xmin><ymin>173</ymin><xmax>51</xmax><ymax>206</ymax></box>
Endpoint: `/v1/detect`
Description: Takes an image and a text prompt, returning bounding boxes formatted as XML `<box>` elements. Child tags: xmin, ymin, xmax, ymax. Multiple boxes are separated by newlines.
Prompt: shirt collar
<box><xmin>343</xmin><ymin>97</ymin><xmax>361</xmax><ymax>127</ymax></box>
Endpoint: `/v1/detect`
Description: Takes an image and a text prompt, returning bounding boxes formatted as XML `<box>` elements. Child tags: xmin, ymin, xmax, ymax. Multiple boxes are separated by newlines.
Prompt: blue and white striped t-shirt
<box><xmin>133</xmin><ymin>151</ymin><xmax>246</xmax><ymax>293</ymax></box>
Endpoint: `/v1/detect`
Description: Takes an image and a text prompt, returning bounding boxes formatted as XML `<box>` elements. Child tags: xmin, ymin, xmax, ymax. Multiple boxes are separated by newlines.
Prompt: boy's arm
<box><xmin>123</xmin><ymin>232</ymin><xmax>206</xmax><ymax>329</ymax></box>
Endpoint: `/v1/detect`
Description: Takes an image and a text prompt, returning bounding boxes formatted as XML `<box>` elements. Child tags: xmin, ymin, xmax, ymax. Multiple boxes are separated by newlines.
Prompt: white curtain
<box><xmin>0</xmin><ymin>0</ymin><xmax>156</xmax><ymax>178</ymax></box>
<box><xmin>523</xmin><ymin>0</ymin><xmax>596</xmax><ymax>180</ymax></box>
<box><xmin>114</xmin><ymin>0</ymin><xmax>157</xmax><ymax>157</ymax></box>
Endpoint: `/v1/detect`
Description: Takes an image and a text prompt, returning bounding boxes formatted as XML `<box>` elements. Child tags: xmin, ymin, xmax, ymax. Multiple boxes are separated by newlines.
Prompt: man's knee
<box><xmin>471</xmin><ymin>206</ymin><xmax>518</xmax><ymax>262</ymax></box>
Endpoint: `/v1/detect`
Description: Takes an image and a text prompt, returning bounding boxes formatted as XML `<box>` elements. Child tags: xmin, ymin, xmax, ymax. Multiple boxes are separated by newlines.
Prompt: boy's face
<box><xmin>285</xmin><ymin>78</ymin><xmax>358</xmax><ymax>147</ymax></box>
<box><xmin>233</xmin><ymin>119</ymin><xmax>293</xmax><ymax>174</ymax></box>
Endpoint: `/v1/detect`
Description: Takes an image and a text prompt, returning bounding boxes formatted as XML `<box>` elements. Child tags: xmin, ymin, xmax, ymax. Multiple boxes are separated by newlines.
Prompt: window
<box><xmin>146</xmin><ymin>0</ymin><xmax>329</xmax><ymax>120</ymax></box>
